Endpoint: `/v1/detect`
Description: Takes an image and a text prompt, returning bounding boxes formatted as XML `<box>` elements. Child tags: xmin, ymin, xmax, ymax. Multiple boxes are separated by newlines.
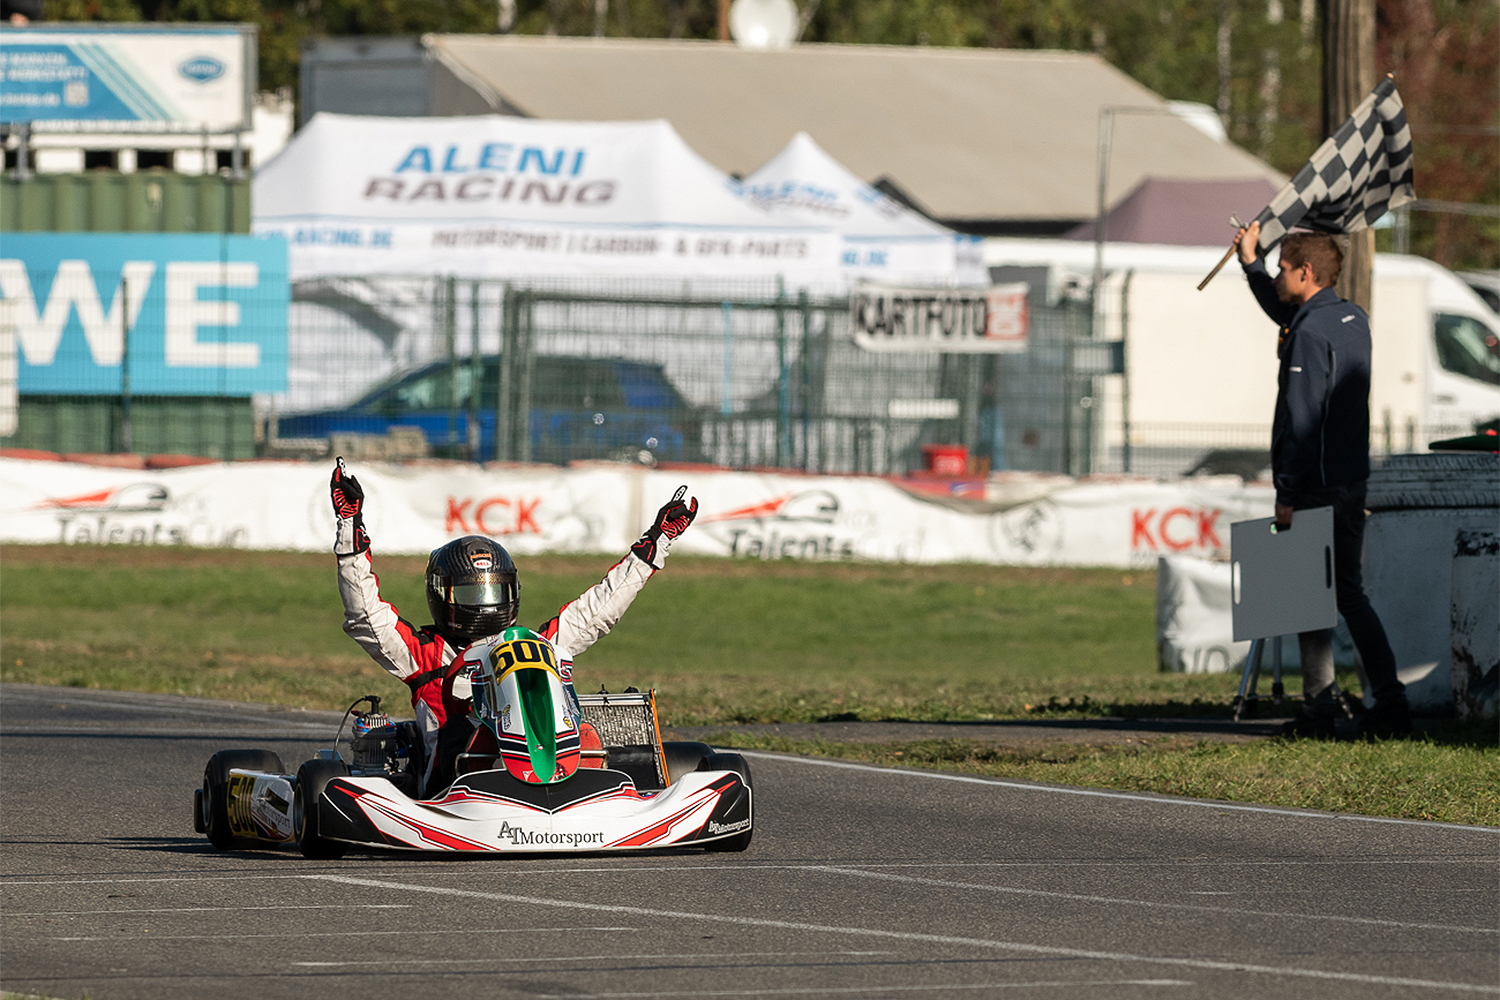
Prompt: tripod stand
<box><xmin>1230</xmin><ymin>633</ymin><xmax>1356</xmax><ymax>721</ymax></box>
<box><xmin>1231</xmin><ymin>635</ymin><xmax>1283</xmax><ymax>721</ymax></box>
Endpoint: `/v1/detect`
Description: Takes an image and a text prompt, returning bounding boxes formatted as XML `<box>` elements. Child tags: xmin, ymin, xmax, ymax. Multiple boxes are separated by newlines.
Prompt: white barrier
<box><xmin>0</xmin><ymin>458</ymin><xmax>1273</xmax><ymax>567</ymax></box>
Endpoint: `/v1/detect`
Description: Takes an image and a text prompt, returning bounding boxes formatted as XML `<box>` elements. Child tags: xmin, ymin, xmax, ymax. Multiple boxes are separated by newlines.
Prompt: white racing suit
<box><xmin>334</xmin><ymin>516</ymin><xmax>673</xmax><ymax>795</ymax></box>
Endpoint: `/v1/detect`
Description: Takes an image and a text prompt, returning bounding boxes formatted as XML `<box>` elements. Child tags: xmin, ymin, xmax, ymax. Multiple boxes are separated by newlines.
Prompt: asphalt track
<box><xmin>2</xmin><ymin>683</ymin><xmax>1497</xmax><ymax>1000</ymax></box>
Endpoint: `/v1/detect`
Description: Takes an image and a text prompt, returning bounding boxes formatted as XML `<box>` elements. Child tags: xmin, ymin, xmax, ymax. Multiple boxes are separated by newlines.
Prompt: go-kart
<box><xmin>193</xmin><ymin>680</ymin><xmax>752</xmax><ymax>858</ymax></box>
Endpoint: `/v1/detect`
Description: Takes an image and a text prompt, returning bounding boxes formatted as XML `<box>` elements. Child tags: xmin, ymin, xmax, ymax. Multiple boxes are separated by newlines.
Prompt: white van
<box><xmin>985</xmin><ymin>238</ymin><xmax>1500</xmax><ymax>472</ymax></box>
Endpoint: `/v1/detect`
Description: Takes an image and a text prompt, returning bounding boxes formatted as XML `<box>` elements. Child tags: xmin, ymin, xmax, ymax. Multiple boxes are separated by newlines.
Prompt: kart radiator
<box><xmin>577</xmin><ymin>690</ymin><xmax>666</xmax><ymax>786</ymax></box>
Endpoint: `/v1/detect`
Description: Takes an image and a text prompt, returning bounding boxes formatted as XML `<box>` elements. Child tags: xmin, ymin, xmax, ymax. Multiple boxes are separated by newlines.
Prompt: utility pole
<box><xmin>1321</xmin><ymin>0</ymin><xmax>1376</xmax><ymax>313</ymax></box>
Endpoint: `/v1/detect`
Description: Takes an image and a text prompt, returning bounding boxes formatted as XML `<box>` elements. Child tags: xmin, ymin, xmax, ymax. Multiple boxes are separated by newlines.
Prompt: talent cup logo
<box><xmin>701</xmin><ymin>489</ymin><xmax>857</xmax><ymax>560</ymax></box>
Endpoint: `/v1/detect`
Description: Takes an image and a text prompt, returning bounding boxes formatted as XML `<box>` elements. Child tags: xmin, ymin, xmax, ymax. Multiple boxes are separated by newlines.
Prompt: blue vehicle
<box><xmin>276</xmin><ymin>355</ymin><xmax>701</xmax><ymax>464</ymax></box>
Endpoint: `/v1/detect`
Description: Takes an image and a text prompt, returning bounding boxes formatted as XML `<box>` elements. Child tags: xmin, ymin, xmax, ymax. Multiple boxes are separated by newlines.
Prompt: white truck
<box><xmin>985</xmin><ymin>238</ymin><xmax>1500</xmax><ymax>473</ymax></box>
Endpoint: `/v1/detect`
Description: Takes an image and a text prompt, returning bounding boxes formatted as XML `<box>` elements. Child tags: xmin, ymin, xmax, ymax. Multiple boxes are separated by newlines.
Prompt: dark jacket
<box><xmin>1243</xmin><ymin>258</ymin><xmax>1372</xmax><ymax>504</ymax></box>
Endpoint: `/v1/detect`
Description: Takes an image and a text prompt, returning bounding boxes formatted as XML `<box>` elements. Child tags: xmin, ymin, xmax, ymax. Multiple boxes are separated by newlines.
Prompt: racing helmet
<box><xmin>425</xmin><ymin>536</ymin><xmax>519</xmax><ymax>644</ymax></box>
<box><xmin>473</xmin><ymin>627</ymin><xmax>582</xmax><ymax>784</ymax></box>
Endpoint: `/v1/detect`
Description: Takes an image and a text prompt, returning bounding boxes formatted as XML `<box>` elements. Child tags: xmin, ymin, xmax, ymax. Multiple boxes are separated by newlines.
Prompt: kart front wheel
<box><xmin>700</xmin><ymin>752</ymin><xmax>753</xmax><ymax>853</ymax></box>
<box><xmin>201</xmin><ymin>749</ymin><xmax>284</xmax><ymax>851</ymax></box>
<box><xmin>294</xmin><ymin>759</ymin><xmax>350</xmax><ymax>860</ymax></box>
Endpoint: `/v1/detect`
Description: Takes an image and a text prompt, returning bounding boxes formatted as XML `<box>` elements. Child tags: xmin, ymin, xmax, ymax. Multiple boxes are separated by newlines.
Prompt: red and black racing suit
<box><xmin>334</xmin><ymin>516</ymin><xmax>671</xmax><ymax>796</ymax></box>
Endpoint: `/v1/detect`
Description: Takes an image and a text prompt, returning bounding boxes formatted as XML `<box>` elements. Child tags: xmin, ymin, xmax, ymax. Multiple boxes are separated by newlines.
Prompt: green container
<box><xmin>2</xmin><ymin>170</ymin><xmax>257</xmax><ymax>459</ymax></box>
<box><xmin>5</xmin><ymin>396</ymin><xmax>258</xmax><ymax>460</ymax></box>
<box><xmin>0</xmin><ymin>172</ymin><xmax>251</xmax><ymax>234</ymax></box>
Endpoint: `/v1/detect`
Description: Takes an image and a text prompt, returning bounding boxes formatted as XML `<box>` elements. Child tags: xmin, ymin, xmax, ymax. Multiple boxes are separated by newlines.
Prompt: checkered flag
<box><xmin>1254</xmin><ymin>75</ymin><xmax>1416</xmax><ymax>251</ymax></box>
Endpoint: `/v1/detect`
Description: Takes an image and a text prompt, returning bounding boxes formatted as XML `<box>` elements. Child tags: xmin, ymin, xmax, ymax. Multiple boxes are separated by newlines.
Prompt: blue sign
<box><xmin>0</xmin><ymin>233</ymin><xmax>289</xmax><ymax>396</ymax></box>
<box><xmin>0</xmin><ymin>26</ymin><xmax>248</xmax><ymax>128</ymax></box>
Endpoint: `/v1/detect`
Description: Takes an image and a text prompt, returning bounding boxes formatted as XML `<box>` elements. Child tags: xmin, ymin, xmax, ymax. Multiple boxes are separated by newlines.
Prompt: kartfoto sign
<box><xmin>0</xmin><ymin>24</ymin><xmax>254</xmax><ymax>130</ymax></box>
<box><xmin>851</xmin><ymin>283</ymin><xmax>1029</xmax><ymax>353</ymax></box>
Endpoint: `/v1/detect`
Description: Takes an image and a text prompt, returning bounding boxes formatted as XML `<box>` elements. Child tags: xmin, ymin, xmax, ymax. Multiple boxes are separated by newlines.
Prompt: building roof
<box><xmin>424</xmin><ymin>34</ymin><xmax>1285</xmax><ymax>229</ymax></box>
<box><xmin>1063</xmin><ymin>177</ymin><xmax>1281</xmax><ymax>246</ymax></box>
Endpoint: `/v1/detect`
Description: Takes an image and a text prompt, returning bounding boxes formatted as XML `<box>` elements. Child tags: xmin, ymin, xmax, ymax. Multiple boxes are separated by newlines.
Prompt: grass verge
<box><xmin>0</xmin><ymin>544</ymin><xmax>1218</xmax><ymax>722</ymax></box>
<box><xmin>698</xmin><ymin>729</ymin><xmax>1500</xmax><ymax>826</ymax></box>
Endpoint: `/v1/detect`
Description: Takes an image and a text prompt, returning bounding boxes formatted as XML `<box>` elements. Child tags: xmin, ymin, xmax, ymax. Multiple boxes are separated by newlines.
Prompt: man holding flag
<box><xmin>1225</xmin><ymin>75</ymin><xmax>1416</xmax><ymax>740</ymax></box>
<box><xmin>1234</xmin><ymin>222</ymin><xmax>1410</xmax><ymax>740</ymax></box>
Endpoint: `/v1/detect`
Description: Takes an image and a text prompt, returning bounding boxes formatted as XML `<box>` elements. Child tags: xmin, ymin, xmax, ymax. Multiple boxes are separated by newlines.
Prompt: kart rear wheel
<box><xmin>294</xmin><ymin>759</ymin><xmax>350</xmax><ymax>860</ymax></box>
<box><xmin>700</xmin><ymin>752</ymin><xmax>753</xmax><ymax>853</ymax></box>
<box><xmin>662</xmin><ymin>741</ymin><xmax>717</xmax><ymax>784</ymax></box>
<box><xmin>201</xmin><ymin>749</ymin><xmax>284</xmax><ymax>851</ymax></box>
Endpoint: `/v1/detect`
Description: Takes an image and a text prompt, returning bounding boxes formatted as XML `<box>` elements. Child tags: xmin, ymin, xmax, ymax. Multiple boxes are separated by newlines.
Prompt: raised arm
<box><xmin>331</xmin><ymin>460</ymin><xmax>446</xmax><ymax>684</ymax></box>
<box><xmin>1236</xmin><ymin>220</ymin><xmax>1298</xmax><ymax>328</ymax></box>
<box><xmin>540</xmin><ymin>486</ymin><xmax>699</xmax><ymax>664</ymax></box>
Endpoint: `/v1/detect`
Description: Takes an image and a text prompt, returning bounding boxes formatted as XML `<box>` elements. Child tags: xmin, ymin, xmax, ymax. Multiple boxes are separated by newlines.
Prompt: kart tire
<box><xmin>700</xmin><ymin>752</ymin><xmax>753</xmax><ymax>853</ymax></box>
<box><xmin>294</xmin><ymin>759</ymin><xmax>350</xmax><ymax>860</ymax></box>
<box><xmin>201</xmin><ymin>749</ymin><xmax>284</xmax><ymax>851</ymax></box>
<box><xmin>662</xmin><ymin>741</ymin><xmax>717</xmax><ymax>785</ymax></box>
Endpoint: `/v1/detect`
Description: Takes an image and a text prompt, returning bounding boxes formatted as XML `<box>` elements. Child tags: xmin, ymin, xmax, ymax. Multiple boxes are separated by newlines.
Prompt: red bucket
<box><xmin>921</xmin><ymin>444</ymin><xmax>969</xmax><ymax>476</ymax></box>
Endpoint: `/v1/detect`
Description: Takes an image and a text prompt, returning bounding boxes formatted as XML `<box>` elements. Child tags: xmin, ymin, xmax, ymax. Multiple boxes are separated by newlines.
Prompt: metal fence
<box><xmin>2</xmin><ymin>270</ymin><xmax>1477</xmax><ymax>475</ymax></box>
<box><xmin>265</xmin><ymin>275</ymin><xmax>1103</xmax><ymax>476</ymax></box>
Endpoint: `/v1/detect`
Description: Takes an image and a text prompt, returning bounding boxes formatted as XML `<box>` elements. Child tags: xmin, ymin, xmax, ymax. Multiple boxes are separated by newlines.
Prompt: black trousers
<box><xmin>1285</xmin><ymin>482</ymin><xmax>1406</xmax><ymax>708</ymax></box>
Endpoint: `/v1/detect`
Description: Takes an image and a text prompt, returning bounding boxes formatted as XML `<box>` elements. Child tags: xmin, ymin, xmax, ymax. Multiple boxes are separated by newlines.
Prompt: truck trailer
<box><xmin>985</xmin><ymin>238</ymin><xmax>1500</xmax><ymax>475</ymax></box>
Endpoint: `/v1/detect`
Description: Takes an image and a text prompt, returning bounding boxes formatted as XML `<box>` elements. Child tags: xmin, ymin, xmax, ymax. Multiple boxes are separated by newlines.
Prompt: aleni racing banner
<box><xmin>852</xmin><ymin>283</ymin><xmax>1029</xmax><ymax>353</ymax></box>
<box><xmin>253</xmin><ymin>114</ymin><xmax>840</xmax><ymax>280</ymax></box>
<box><xmin>0</xmin><ymin>24</ymin><xmax>253</xmax><ymax>130</ymax></box>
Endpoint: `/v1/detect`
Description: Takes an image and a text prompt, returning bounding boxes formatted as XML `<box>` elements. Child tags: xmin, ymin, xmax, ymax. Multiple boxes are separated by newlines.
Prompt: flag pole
<box><xmin>1198</xmin><ymin>214</ymin><xmax>1247</xmax><ymax>291</ymax></box>
<box><xmin>1197</xmin><ymin>244</ymin><xmax>1237</xmax><ymax>291</ymax></box>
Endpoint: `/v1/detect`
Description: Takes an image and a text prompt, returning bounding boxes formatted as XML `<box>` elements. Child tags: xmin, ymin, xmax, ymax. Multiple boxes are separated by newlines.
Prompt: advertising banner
<box><xmin>851</xmin><ymin>283</ymin><xmax>1030</xmax><ymax>353</ymax></box>
<box><xmin>742</xmin><ymin>132</ymin><xmax>986</xmax><ymax>286</ymax></box>
<box><xmin>0</xmin><ymin>233</ymin><xmax>289</xmax><ymax>396</ymax></box>
<box><xmin>0</xmin><ymin>25</ymin><xmax>253</xmax><ymax>130</ymax></box>
<box><xmin>254</xmin><ymin>114</ymin><xmax>840</xmax><ymax>280</ymax></box>
<box><xmin>0</xmin><ymin>458</ymin><xmax>1271</xmax><ymax>569</ymax></box>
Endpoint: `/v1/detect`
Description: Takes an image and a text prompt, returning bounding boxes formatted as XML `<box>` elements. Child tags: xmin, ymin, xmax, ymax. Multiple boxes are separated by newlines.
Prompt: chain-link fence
<box><xmin>3</xmin><ymin>269</ymin><xmax>1480</xmax><ymax>475</ymax></box>
<box><xmin>265</xmin><ymin>275</ymin><xmax>1107</xmax><ymax>476</ymax></box>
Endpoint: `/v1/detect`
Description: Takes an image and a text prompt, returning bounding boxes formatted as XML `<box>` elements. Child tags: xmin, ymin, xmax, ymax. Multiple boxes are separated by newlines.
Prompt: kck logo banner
<box><xmin>0</xmin><ymin>233</ymin><xmax>289</xmax><ymax>396</ymax></box>
<box><xmin>0</xmin><ymin>458</ymin><xmax>1272</xmax><ymax>568</ymax></box>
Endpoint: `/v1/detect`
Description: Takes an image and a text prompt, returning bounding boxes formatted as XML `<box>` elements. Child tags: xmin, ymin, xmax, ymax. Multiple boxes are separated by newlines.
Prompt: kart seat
<box><xmin>579</xmin><ymin>721</ymin><xmax>604</xmax><ymax>768</ymax></box>
<box><xmin>455</xmin><ymin>727</ymin><xmax>499</xmax><ymax>776</ymax></box>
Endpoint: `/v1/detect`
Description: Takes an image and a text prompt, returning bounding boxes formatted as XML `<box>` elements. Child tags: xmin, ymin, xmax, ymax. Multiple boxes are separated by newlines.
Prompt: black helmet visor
<box><xmin>447</xmin><ymin>579</ymin><xmax>516</xmax><ymax>607</ymax></box>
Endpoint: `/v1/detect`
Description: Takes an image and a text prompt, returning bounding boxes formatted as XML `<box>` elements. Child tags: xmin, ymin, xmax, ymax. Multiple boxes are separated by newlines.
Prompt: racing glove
<box><xmin>630</xmin><ymin>485</ymin><xmax>698</xmax><ymax>570</ymax></box>
<box><xmin>331</xmin><ymin>458</ymin><xmax>370</xmax><ymax>555</ymax></box>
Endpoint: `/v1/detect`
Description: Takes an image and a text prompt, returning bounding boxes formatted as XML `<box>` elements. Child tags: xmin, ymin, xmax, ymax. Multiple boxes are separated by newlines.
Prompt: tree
<box><xmin>41</xmin><ymin>0</ymin><xmax>1496</xmax><ymax>266</ymax></box>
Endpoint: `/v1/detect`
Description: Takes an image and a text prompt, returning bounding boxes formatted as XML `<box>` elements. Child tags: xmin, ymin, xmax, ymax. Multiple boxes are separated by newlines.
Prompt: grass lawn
<box><xmin>3</xmin><ymin>544</ymin><xmax>1493</xmax><ymax>825</ymax></box>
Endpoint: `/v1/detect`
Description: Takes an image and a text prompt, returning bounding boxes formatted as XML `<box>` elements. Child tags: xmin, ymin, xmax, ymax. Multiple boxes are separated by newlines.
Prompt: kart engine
<box><xmin>346</xmin><ymin>695</ymin><xmax>419</xmax><ymax>796</ymax></box>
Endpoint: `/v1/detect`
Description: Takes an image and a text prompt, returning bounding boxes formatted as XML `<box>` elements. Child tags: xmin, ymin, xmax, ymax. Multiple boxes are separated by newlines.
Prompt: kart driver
<box><xmin>330</xmin><ymin>460</ymin><xmax>698</xmax><ymax>795</ymax></box>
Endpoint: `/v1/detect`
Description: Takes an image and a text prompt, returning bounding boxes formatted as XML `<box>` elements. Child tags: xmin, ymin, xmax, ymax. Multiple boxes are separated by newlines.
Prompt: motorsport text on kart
<box><xmin>193</xmin><ymin>632</ymin><xmax>752</xmax><ymax>857</ymax></box>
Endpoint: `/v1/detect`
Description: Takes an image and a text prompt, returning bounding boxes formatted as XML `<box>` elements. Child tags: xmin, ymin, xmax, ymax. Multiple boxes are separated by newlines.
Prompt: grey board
<box><xmin>1230</xmin><ymin>506</ymin><xmax>1337</xmax><ymax>641</ymax></box>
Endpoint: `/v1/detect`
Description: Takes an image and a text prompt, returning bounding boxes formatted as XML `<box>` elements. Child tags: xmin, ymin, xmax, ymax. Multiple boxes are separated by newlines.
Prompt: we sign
<box><xmin>0</xmin><ymin>233</ymin><xmax>288</xmax><ymax>395</ymax></box>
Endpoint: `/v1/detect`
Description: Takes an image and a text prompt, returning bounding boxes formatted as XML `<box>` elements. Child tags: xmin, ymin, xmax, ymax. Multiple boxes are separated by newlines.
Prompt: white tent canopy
<box><xmin>743</xmin><ymin>132</ymin><xmax>985</xmax><ymax>285</ymax></box>
<box><xmin>254</xmin><ymin>113</ymin><xmax>840</xmax><ymax>280</ymax></box>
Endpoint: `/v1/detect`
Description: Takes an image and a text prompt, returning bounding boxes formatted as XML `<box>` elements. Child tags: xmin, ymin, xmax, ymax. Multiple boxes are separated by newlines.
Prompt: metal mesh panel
<box><xmin>576</xmin><ymin>691</ymin><xmax>659</xmax><ymax>747</ymax></box>
<box><xmin>265</xmin><ymin>275</ymin><xmax>1093</xmax><ymax>475</ymax></box>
